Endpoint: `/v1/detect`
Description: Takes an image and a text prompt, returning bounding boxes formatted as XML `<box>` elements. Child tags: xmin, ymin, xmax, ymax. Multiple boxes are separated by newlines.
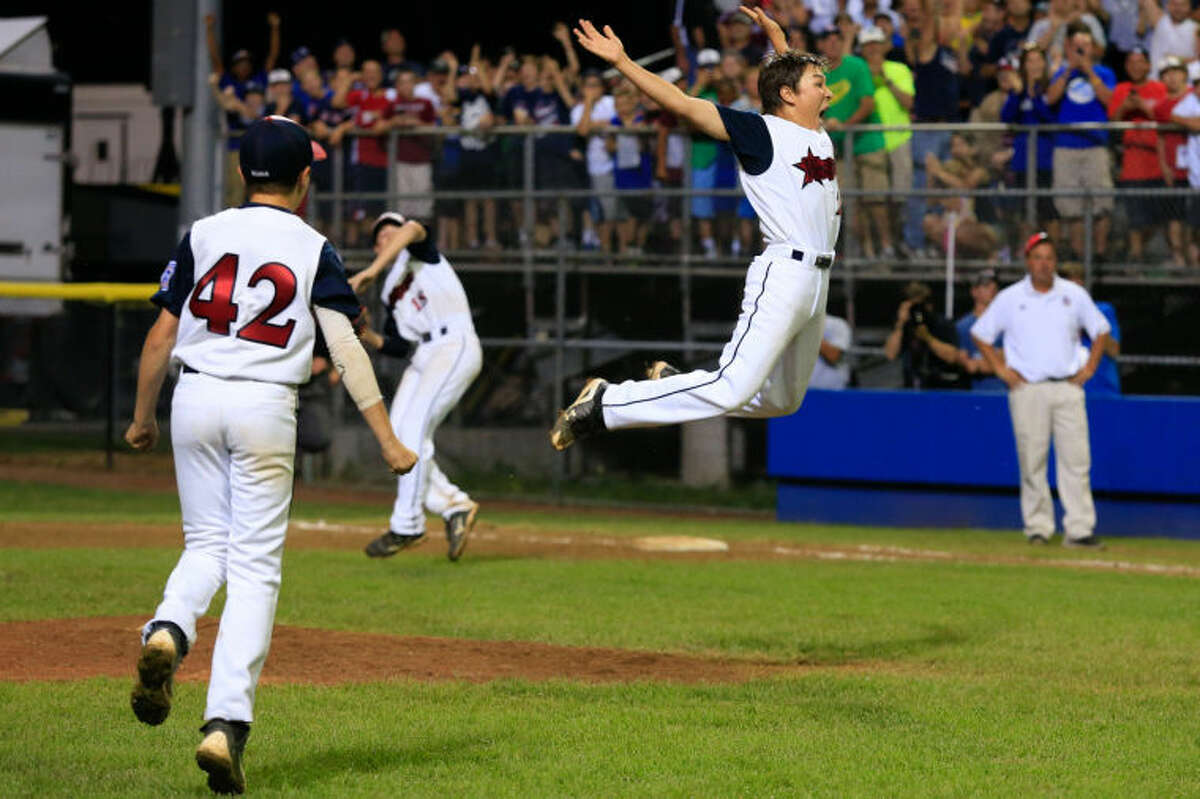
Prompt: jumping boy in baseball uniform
<box><xmin>125</xmin><ymin>116</ymin><xmax>416</xmax><ymax>795</ymax></box>
<box><xmin>552</xmin><ymin>10</ymin><xmax>840</xmax><ymax>449</ymax></box>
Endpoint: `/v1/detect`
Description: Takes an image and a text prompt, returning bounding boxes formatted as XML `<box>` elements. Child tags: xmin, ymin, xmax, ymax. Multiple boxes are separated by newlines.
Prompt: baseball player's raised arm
<box><xmin>349</xmin><ymin>220</ymin><xmax>426</xmax><ymax>293</ymax></box>
<box><xmin>573</xmin><ymin>20</ymin><xmax>729</xmax><ymax>142</ymax></box>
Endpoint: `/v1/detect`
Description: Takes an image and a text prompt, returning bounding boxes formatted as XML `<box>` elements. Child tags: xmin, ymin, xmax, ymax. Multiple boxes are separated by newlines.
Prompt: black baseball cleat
<box><xmin>1027</xmin><ymin>534</ymin><xmax>1049</xmax><ymax>545</ymax></box>
<box><xmin>645</xmin><ymin>360</ymin><xmax>680</xmax><ymax>380</ymax></box>
<box><xmin>196</xmin><ymin>718</ymin><xmax>250</xmax><ymax>795</ymax></box>
<box><xmin>1063</xmin><ymin>536</ymin><xmax>1104</xmax><ymax>549</ymax></box>
<box><xmin>549</xmin><ymin>378</ymin><xmax>608</xmax><ymax>451</ymax></box>
<box><xmin>364</xmin><ymin>531</ymin><xmax>425</xmax><ymax>558</ymax></box>
<box><xmin>445</xmin><ymin>502</ymin><xmax>479</xmax><ymax>562</ymax></box>
<box><xmin>130</xmin><ymin>621</ymin><xmax>187</xmax><ymax>726</ymax></box>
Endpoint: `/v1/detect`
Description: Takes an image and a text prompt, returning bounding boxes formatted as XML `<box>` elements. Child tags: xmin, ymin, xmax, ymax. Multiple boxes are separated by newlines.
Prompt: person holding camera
<box><xmin>1045</xmin><ymin>24</ymin><xmax>1115</xmax><ymax>260</ymax></box>
<box><xmin>884</xmin><ymin>282</ymin><xmax>969</xmax><ymax>389</ymax></box>
<box><xmin>971</xmin><ymin>232</ymin><xmax>1111</xmax><ymax>547</ymax></box>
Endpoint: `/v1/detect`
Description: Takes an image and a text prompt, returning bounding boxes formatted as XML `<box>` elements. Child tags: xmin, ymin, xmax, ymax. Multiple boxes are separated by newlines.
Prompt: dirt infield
<box><xmin>0</xmin><ymin>616</ymin><xmax>817</xmax><ymax>685</ymax></box>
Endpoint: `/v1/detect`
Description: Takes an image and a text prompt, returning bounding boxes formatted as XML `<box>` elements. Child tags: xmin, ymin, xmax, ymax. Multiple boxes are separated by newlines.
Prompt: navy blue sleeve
<box><xmin>716</xmin><ymin>106</ymin><xmax>773</xmax><ymax>176</ymax></box>
<box><xmin>311</xmin><ymin>241</ymin><xmax>363</xmax><ymax>319</ymax></box>
<box><xmin>150</xmin><ymin>232</ymin><xmax>196</xmax><ymax>317</ymax></box>
<box><xmin>406</xmin><ymin>238</ymin><xmax>440</xmax><ymax>264</ymax></box>
<box><xmin>378</xmin><ymin>313</ymin><xmax>410</xmax><ymax>358</ymax></box>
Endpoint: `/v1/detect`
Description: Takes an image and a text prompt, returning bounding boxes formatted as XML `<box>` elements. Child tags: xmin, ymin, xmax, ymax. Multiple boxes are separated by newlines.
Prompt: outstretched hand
<box><xmin>572</xmin><ymin>19</ymin><xmax>625</xmax><ymax>65</ymax></box>
<box><xmin>739</xmin><ymin>5</ymin><xmax>787</xmax><ymax>52</ymax></box>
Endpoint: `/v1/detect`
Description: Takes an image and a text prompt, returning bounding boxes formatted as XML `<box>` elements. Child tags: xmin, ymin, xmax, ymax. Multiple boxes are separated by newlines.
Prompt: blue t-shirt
<box><xmin>1082</xmin><ymin>301</ymin><xmax>1120</xmax><ymax>394</ymax></box>
<box><xmin>957</xmin><ymin>312</ymin><xmax>1006</xmax><ymax>392</ymax></box>
<box><xmin>502</xmin><ymin>85</ymin><xmax>570</xmax><ymax>155</ymax></box>
<box><xmin>1051</xmin><ymin>65</ymin><xmax>1116</xmax><ymax>148</ymax></box>
<box><xmin>1000</xmin><ymin>90</ymin><xmax>1055</xmax><ymax>172</ymax></box>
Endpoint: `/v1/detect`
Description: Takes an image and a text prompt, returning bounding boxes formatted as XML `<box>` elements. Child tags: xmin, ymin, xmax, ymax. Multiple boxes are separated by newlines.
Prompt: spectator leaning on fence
<box><xmin>608</xmin><ymin>84</ymin><xmax>654</xmax><ymax>255</ymax></box>
<box><xmin>688</xmin><ymin>48</ymin><xmax>726</xmax><ymax>259</ymax></box>
<box><xmin>817</xmin><ymin>26</ymin><xmax>894</xmax><ymax>259</ymax></box>
<box><xmin>1059</xmin><ymin>262</ymin><xmax>1122</xmax><ymax>393</ymax></box>
<box><xmin>453</xmin><ymin>52</ymin><xmax>501</xmax><ymax>251</ymax></box>
<box><xmin>1108</xmin><ymin>48</ymin><xmax>1166</xmax><ymax>262</ymax></box>
<box><xmin>1167</xmin><ymin>64</ymin><xmax>1200</xmax><ymax>265</ymax></box>
<box><xmin>903</xmin><ymin>0</ymin><xmax>964</xmax><ymax>258</ymax></box>
<box><xmin>652</xmin><ymin>67</ymin><xmax>690</xmax><ymax>252</ymax></box>
<box><xmin>389</xmin><ymin>67</ymin><xmax>437</xmax><ymax>221</ymax></box>
<box><xmin>573</xmin><ymin>70</ymin><xmax>618</xmax><ymax>252</ymax></box>
<box><xmin>1001</xmin><ymin>43</ymin><xmax>1058</xmax><ymax>245</ymax></box>
<box><xmin>1153</xmin><ymin>56</ymin><xmax>1193</xmax><ymax>265</ymax></box>
<box><xmin>205</xmin><ymin>13</ymin><xmax>279</xmax><ymax>207</ymax></box>
<box><xmin>971</xmin><ymin>232</ymin><xmax>1111</xmax><ymax>547</ymax></box>
<box><xmin>1045</xmin><ymin>25</ymin><xmax>1115</xmax><ymax>260</ymax></box>
<box><xmin>1141</xmin><ymin>0</ymin><xmax>1199</xmax><ymax>79</ymax></box>
<box><xmin>336</xmin><ymin>59</ymin><xmax>394</xmax><ymax>243</ymax></box>
<box><xmin>861</xmin><ymin>27</ymin><xmax>914</xmax><ymax>253</ymax></box>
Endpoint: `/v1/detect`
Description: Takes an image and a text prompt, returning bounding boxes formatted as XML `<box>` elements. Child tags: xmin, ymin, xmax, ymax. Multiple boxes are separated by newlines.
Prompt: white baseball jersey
<box><xmin>153</xmin><ymin>204</ymin><xmax>360</xmax><ymax>384</ymax></box>
<box><xmin>971</xmin><ymin>275</ymin><xmax>1111</xmax><ymax>383</ymax></box>
<box><xmin>377</xmin><ymin>239</ymin><xmax>474</xmax><ymax>348</ymax></box>
<box><xmin>716</xmin><ymin>107</ymin><xmax>841</xmax><ymax>253</ymax></box>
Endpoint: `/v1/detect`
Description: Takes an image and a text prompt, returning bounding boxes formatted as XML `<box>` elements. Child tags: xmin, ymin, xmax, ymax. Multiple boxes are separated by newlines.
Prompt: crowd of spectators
<box><xmin>204</xmin><ymin>2</ymin><xmax>1200</xmax><ymax>264</ymax></box>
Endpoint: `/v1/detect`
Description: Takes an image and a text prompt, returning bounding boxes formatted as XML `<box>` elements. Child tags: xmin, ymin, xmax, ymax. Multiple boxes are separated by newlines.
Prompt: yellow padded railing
<box><xmin>0</xmin><ymin>282</ymin><xmax>158</xmax><ymax>303</ymax></box>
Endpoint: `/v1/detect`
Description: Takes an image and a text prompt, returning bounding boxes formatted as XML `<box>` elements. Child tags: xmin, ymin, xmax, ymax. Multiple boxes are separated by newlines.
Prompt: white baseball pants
<box><xmin>143</xmin><ymin>371</ymin><xmax>297</xmax><ymax>723</ymax></box>
<box><xmin>389</xmin><ymin>333</ymin><xmax>483</xmax><ymax>535</ymax></box>
<box><xmin>601</xmin><ymin>245</ymin><xmax>830</xmax><ymax>429</ymax></box>
<box><xmin>1008</xmin><ymin>380</ymin><xmax>1097</xmax><ymax>540</ymax></box>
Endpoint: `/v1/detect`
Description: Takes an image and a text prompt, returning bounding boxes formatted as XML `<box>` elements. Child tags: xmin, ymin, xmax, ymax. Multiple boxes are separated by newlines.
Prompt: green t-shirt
<box><xmin>824</xmin><ymin>55</ymin><xmax>885</xmax><ymax>156</ymax></box>
<box><xmin>874</xmin><ymin>60</ymin><xmax>914</xmax><ymax>152</ymax></box>
<box><xmin>691</xmin><ymin>89</ymin><xmax>719</xmax><ymax>169</ymax></box>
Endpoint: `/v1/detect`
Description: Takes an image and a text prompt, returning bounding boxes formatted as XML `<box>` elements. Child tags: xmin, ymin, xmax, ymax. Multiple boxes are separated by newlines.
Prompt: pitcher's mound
<box><xmin>632</xmin><ymin>536</ymin><xmax>729</xmax><ymax>553</ymax></box>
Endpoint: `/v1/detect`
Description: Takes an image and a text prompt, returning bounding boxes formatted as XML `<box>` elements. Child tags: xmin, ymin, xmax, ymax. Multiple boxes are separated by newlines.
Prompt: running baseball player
<box><xmin>124</xmin><ymin>116</ymin><xmax>416</xmax><ymax>795</ymax></box>
<box><xmin>349</xmin><ymin>211</ymin><xmax>483</xmax><ymax>561</ymax></box>
<box><xmin>551</xmin><ymin>11</ymin><xmax>838</xmax><ymax>449</ymax></box>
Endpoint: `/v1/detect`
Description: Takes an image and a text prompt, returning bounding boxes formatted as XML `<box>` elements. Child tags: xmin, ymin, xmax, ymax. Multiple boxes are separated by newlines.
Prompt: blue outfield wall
<box><xmin>767</xmin><ymin>390</ymin><xmax>1200</xmax><ymax>537</ymax></box>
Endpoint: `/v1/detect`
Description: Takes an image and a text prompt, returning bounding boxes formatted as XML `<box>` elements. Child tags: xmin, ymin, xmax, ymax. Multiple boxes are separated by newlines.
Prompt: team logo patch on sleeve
<box><xmin>159</xmin><ymin>260</ymin><xmax>177</xmax><ymax>291</ymax></box>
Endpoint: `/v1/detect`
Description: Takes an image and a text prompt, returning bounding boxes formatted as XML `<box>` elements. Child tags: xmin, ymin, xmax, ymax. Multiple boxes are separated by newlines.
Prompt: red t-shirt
<box><xmin>347</xmin><ymin>88</ymin><xmax>394</xmax><ymax>167</ymax></box>
<box><xmin>1108</xmin><ymin>80</ymin><xmax>1166</xmax><ymax>181</ymax></box>
<box><xmin>390</xmin><ymin>96</ymin><xmax>437</xmax><ymax>163</ymax></box>
<box><xmin>1154</xmin><ymin>90</ymin><xmax>1192</xmax><ymax>181</ymax></box>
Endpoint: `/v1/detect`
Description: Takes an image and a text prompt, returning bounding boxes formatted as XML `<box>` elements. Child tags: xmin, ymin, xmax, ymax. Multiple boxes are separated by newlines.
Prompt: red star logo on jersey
<box><xmin>793</xmin><ymin>148</ymin><xmax>836</xmax><ymax>187</ymax></box>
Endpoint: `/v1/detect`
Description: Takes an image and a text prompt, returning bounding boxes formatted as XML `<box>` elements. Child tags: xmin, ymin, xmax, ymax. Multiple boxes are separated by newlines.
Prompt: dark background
<box><xmin>11</xmin><ymin>1</ymin><xmax>710</xmax><ymax>85</ymax></box>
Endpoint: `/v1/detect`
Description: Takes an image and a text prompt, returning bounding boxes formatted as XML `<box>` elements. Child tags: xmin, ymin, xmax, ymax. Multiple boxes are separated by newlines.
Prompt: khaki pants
<box><xmin>393</xmin><ymin>161</ymin><xmax>433</xmax><ymax>219</ymax></box>
<box><xmin>1007</xmin><ymin>381</ymin><xmax>1096</xmax><ymax>540</ymax></box>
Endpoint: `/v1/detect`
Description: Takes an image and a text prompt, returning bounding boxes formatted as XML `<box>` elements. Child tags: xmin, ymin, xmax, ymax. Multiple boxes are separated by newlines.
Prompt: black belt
<box><xmin>420</xmin><ymin>325</ymin><xmax>449</xmax><ymax>343</ymax></box>
<box><xmin>791</xmin><ymin>249</ymin><xmax>833</xmax><ymax>269</ymax></box>
<box><xmin>181</xmin><ymin>364</ymin><xmax>198</xmax><ymax>374</ymax></box>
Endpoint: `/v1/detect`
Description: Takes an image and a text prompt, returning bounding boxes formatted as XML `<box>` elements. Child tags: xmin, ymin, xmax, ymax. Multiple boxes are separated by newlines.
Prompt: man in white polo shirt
<box><xmin>971</xmin><ymin>232</ymin><xmax>1111</xmax><ymax>547</ymax></box>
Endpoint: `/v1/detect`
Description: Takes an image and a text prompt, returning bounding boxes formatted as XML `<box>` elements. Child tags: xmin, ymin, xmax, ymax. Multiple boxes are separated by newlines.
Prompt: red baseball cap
<box><xmin>1024</xmin><ymin>231</ymin><xmax>1053</xmax><ymax>256</ymax></box>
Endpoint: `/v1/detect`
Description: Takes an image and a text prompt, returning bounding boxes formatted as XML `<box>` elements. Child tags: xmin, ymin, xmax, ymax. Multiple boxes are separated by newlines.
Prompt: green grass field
<box><xmin>3</xmin><ymin>476</ymin><xmax>1200</xmax><ymax>797</ymax></box>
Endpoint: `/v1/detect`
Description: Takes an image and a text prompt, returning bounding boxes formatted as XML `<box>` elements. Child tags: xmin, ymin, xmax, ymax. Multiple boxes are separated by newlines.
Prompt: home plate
<box><xmin>632</xmin><ymin>536</ymin><xmax>730</xmax><ymax>553</ymax></box>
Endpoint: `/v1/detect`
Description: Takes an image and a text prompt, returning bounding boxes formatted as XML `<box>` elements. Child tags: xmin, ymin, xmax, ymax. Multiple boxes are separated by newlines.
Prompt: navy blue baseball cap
<box><xmin>239</xmin><ymin>115</ymin><xmax>326</xmax><ymax>183</ymax></box>
<box><xmin>291</xmin><ymin>46</ymin><xmax>313</xmax><ymax>65</ymax></box>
